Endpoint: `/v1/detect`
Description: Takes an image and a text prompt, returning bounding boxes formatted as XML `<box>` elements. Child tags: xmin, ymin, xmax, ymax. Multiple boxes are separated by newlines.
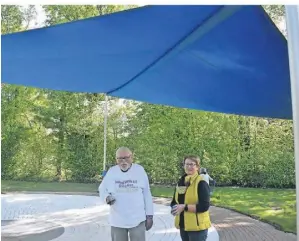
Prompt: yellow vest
<box><xmin>174</xmin><ymin>174</ymin><xmax>211</xmax><ymax>231</ymax></box>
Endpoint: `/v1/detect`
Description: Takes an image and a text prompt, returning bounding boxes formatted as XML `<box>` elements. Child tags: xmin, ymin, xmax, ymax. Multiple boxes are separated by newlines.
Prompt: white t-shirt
<box><xmin>98</xmin><ymin>163</ymin><xmax>153</xmax><ymax>228</ymax></box>
<box><xmin>200</xmin><ymin>173</ymin><xmax>213</xmax><ymax>185</ymax></box>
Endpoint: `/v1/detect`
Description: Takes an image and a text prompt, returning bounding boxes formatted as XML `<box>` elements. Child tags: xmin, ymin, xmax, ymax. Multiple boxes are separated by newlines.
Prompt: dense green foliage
<box><xmin>2</xmin><ymin>5</ymin><xmax>294</xmax><ymax>188</ymax></box>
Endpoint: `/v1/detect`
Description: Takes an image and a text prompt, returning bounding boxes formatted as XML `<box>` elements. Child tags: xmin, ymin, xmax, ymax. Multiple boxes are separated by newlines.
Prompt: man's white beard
<box><xmin>120</xmin><ymin>164</ymin><xmax>131</xmax><ymax>171</ymax></box>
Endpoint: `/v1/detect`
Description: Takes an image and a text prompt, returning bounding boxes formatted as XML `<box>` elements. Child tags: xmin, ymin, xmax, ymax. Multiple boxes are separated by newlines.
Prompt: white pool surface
<box><xmin>1</xmin><ymin>194</ymin><xmax>219</xmax><ymax>241</ymax></box>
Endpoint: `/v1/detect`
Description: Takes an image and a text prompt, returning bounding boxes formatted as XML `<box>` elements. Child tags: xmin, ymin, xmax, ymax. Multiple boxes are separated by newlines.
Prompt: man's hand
<box><xmin>145</xmin><ymin>215</ymin><xmax>153</xmax><ymax>231</ymax></box>
<box><xmin>106</xmin><ymin>194</ymin><xmax>116</xmax><ymax>205</ymax></box>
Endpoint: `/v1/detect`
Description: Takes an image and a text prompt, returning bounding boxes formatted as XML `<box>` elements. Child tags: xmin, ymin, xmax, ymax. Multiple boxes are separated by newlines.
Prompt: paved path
<box><xmin>153</xmin><ymin>197</ymin><xmax>297</xmax><ymax>241</ymax></box>
<box><xmin>210</xmin><ymin>206</ymin><xmax>296</xmax><ymax>241</ymax></box>
<box><xmin>2</xmin><ymin>193</ymin><xmax>297</xmax><ymax>241</ymax></box>
<box><xmin>1</xmin><ymin>194</ymin><xmax>218</xmax><ymax>241</ymax></box>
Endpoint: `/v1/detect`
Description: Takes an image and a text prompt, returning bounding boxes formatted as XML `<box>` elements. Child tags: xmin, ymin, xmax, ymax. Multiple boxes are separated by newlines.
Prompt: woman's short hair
<box><xmin>183</xmin><ymin>155</ymin><xmax>200</xmax><ymax>166</ymax></box>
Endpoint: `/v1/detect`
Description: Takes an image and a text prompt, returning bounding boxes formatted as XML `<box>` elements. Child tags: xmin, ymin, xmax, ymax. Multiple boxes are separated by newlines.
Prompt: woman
<box><xmin>170</xmin><ymin>156</ymin><xmax>211</xmax><ymax>241</ymax></box>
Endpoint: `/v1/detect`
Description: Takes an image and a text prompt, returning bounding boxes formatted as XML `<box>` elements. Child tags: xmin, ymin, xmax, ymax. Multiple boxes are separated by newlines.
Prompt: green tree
<box><xmin>43</xmin><ymin>5</ymin><xmax>137</xmax><ymax>26</ymax></box>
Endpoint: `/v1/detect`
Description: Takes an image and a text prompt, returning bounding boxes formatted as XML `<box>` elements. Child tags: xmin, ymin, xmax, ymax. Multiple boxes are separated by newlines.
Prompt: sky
<box><xmin>35</xmin><ymin>5</ymin><xmax>47</xmax><ymax>26</ymax></box>
<box><xmin>19</xmin><ymin>5</ymin><xmax>47</xmax><ymax>28</ymax></box>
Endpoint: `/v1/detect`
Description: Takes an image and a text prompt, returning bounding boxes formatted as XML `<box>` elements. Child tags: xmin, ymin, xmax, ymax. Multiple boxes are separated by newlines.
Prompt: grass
<box><xmin>1</xmin><ymin>180</ymin><xmax>98</xmax><ymax>193</ymax></box>
<box><xmin>210</xmin><ymin>186</ymin><xmax>296</xmax><ymax>234</ymax></box>
<box><xmin>1</xmin><ymin>180</ymin><xmax>296</xmax><ymax>233</ymax></box>
<box><xmin>151</xmin><ymin>185</ymin><xmax>174</xmax><ymax>197</ymax></box>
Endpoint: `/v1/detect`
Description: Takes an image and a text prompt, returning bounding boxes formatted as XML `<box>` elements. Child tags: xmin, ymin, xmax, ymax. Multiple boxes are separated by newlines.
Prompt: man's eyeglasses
<box><xmin>117</xmin><ymin>156</ymin><xmax>131</xmax><ymax>162</ymax></box>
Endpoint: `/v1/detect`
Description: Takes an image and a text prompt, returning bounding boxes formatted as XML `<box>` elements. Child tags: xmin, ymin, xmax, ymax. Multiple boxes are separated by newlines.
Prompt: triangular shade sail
<box><xmin>1</xmin><ymin>5</ymin><xmax>292</xmax><ymax>119</ymax></box>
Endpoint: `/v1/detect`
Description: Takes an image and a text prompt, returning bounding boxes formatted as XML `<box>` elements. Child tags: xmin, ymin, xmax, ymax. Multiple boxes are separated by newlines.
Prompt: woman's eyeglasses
<box><xmin>184</xmin><ymin>163</ymin><xmax>197</xmax><ymax>167</ymax></box>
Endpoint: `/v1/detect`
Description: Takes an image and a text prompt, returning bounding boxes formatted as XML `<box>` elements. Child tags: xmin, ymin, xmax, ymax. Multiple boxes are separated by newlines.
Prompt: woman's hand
<box><xmin>172</xmin><ymin>204</ymin><xmax>185</xmax><ymax>215</ymax></box>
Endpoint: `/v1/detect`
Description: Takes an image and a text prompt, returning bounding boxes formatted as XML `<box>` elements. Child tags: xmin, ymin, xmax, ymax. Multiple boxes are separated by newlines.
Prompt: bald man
<box><xmin>99</xmin><ymin>147</ymin><xmax>154</xmax><ymax>241</ymax></box>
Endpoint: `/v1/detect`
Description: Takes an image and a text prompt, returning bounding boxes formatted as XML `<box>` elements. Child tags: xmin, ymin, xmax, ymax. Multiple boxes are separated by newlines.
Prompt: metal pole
<box><xmin>103</xmin><ymin>94</ymin><xmax>108</xmax><ymax>172</ymax></box>
<box><xmin>285</xmin><ymin>5</ymin><xmax>299</xmax><ymax>237</ymax></box>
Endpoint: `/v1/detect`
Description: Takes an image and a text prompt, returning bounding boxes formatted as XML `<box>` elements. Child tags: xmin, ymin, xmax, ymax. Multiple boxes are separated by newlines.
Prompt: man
<box><xmin>99</xmin><ymin>147</ymin><xmax>154</xmax><ymax>241</ymax></box>
<box><xmin>200</xmin><ymin>168</ymin><xmax>214</xmax><ymax>185</ymax></box>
